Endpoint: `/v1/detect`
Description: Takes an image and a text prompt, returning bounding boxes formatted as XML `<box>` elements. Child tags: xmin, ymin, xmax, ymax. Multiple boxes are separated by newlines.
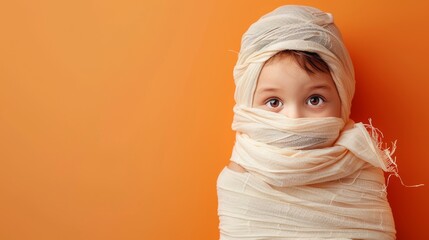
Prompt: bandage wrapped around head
<box><xmin>233</xmin><ymin>5</ymin><xmax>355</xmax><ymax>122</ymax></box>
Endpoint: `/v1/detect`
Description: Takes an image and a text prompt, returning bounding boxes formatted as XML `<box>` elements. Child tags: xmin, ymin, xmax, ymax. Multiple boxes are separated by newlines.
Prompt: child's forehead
<box><xmin>258</xmin><ymin>55</ymin><xmax>334</xmax><ymax>89</ymax></box>
<box><xmin>264</xmin><ymin>50</ymin><xmax>331</xmax><ymax>75</ymax></box>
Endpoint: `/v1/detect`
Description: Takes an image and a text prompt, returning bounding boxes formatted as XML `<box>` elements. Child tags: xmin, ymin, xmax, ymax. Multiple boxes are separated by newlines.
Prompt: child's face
<box><xmin>252</xmin><ymin>55</ymin><xmax>341</xmax><ymax>118</ymax></box>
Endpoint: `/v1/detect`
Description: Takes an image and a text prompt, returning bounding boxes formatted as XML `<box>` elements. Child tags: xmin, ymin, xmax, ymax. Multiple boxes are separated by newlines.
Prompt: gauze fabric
<box><xmin>232</xmin><ymin>105</ymin><xmax>345</xmax><ymax>150</ymax></box>
<box><xmin>217</xmin><ymin>5</ymin><xmax>397</xmax><ymax>240</ymax></box>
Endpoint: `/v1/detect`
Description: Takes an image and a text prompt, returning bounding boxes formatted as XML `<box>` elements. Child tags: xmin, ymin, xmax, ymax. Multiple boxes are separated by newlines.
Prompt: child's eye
<box><xmin>306</xmin><ymin>95</ymin><xmax>325</xmax><ymax>106</ymax></box>
<box><xmin>265</xmin><ymin>98</ymin><xmax>283</xmax><ymax>108</ymax></box>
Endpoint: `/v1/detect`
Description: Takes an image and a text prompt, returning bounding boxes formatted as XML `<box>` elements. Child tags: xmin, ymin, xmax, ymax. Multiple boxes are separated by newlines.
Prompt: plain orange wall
<box><xmin>1</xmin><ymin>0</ymin><xmax>428</xmax><ymax>239</ymax></box>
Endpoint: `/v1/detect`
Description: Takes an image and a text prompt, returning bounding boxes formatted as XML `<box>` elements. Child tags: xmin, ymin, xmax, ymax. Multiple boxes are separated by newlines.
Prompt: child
<box><xmin>217</xmin><ymin>5</ymin><xmax>397</xmax><ymax>239</ymax></box>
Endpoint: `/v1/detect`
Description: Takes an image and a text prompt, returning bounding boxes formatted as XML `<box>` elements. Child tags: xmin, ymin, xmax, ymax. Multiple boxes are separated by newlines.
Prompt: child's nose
<box><xmin>280</xmin><ymin>105</ymin><xmax>303</xmax><ymax>118</ymax></box>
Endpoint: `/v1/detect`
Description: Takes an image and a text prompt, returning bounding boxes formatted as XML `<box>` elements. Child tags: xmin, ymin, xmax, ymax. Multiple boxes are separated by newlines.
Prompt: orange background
<box><xmin>0</xmin><ymin>0</ymin><xmax>428</xmax><ymax>239</ymax></box>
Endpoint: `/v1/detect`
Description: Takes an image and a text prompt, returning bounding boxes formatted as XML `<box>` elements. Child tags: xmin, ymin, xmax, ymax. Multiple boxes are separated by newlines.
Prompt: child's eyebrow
<box><xmin>255</xmin><ymin>87</ymin><xmax>280</xmax><ymax>94</ymax></box>
<box><xmin>307</xmin><ymin>84</ymin><xmax>332</xmax><ymax>90</ymax></box>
